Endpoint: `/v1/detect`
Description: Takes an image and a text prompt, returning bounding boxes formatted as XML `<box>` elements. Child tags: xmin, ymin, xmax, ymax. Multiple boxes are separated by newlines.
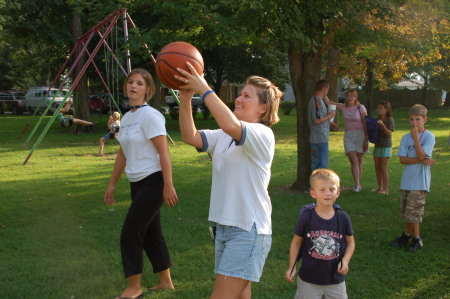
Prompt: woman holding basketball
<box><xmin>104</xmin><ymin>68</ymin><xmax>178</xmax><ymax>299</ymax></box>
<box><xmin>176</xmin><ymin>63</ymin><xmax>282</xmax><ymax>299</ymax></box>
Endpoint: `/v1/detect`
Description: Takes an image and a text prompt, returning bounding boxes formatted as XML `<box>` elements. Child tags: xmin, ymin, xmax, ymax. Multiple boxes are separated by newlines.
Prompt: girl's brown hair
<box><xmin>377</xmin><ymin>100</ymin><xmax>393</xmax><ymax>120</ymax></box>
<box><xmin>123</xmin><ymin>68</ymin><xmax>155</xmax><ymax>103</ymax></box>
<box><xmin>246</xmin><ymin>75</ymin><xmax>283</xmax><ymax>127</ymax></box>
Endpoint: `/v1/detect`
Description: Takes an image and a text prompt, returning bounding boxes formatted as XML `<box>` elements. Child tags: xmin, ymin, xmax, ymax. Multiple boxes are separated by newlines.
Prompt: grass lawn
<box><xmin>0</xmin><ymin>107</ymin><xmax>449</xmax><ymax>298</ymax></box>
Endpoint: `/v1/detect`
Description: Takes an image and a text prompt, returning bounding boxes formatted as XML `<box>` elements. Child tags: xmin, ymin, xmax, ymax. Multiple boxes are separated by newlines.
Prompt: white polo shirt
<box><xmin>117</xmin><ymin>106</ymin><xmax>166</xmax><ymax>182</ymax></box>
<box><xmin>199</xmin><ymin>121</ymin><xmax>275</xmax><ymax>235</ymax></box>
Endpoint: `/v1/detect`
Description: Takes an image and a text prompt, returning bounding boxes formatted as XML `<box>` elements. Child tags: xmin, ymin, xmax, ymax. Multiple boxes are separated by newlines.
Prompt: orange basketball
<box><xmin>155</xmin><ymin>42</ymin><xmax>204</xmax><ymax>90</ymax></box>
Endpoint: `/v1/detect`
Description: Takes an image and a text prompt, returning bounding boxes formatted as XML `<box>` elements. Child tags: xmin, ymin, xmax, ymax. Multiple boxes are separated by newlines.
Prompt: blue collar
<box><xmin>130</xmin><ymin>104</ymin><xmax>148</xmax><ymax>110</ymax></box>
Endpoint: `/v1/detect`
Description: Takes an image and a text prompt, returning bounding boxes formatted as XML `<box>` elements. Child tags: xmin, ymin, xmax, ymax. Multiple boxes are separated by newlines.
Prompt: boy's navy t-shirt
<box><xmin>294</xmin><ymin>208</ymin><xmax>353</xmax><ymax>285</ymax></box>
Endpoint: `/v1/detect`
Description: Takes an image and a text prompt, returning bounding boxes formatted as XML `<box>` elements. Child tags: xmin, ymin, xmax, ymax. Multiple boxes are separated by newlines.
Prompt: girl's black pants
<box><xmin>120</xmin><ymin>171</ymin><xmax>172</xmax><ymax>278</ymax></box>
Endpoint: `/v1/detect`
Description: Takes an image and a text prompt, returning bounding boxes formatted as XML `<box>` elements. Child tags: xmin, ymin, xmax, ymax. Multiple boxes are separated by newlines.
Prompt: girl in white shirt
<box><xmin>104</xmin><ymin>69</ymin><xmax>178</xmax><ymax>299</ymax></box>
<box><xmin>176</xmin><ymin>63</ymin><xmax>282</xmax><ymax>299</ymax></box>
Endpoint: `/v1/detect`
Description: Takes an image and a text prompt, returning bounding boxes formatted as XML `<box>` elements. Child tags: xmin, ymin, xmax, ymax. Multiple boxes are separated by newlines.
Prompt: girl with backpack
<box><xmin>373</xmin><ymin>101</ymin><xmax>394</xmax><ymax>194</ymax></box>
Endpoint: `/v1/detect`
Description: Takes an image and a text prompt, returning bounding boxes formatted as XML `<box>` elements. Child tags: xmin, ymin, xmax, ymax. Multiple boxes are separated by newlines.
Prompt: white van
<box><xmin>25</xmin><ymin>87</ymin><xmax>71</xmax><ymax>113</ymax></box>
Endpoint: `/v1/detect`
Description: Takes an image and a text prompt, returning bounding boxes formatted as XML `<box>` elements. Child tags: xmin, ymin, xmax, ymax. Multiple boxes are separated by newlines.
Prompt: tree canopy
<box><xmin>0</xmin><ymin>0</ymin><xmax>447</xmax><ymax>186</ymax></box>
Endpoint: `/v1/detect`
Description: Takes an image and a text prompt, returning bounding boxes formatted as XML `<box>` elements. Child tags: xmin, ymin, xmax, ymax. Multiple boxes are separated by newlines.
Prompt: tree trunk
<box><xmin>289</xmin><ymin>42</ymin><xmax>323</xmax><ymax>191</ymax></box>
<box><xmin>422</xmin><ymin>75</ymin><xmax>428</xmax><ymax>106</ymax></box>
<box><xmin>365</xmin><ymin>59</ymin><xmax>374</xmax><ymax>114</ymax></box>
<box><xmin>325</xmin><ymin>47</ymin><xmax>341</xmax><ymax>131</ymax></box>
<box><xmin>70</xmin><ymin>12</ymin><xmax>91</xmax><ymax>132</ymax></box>
<box><xmin>149</xmin><ymin>70</ymin><xmax>161</xmax><ymax>109</ymax></box>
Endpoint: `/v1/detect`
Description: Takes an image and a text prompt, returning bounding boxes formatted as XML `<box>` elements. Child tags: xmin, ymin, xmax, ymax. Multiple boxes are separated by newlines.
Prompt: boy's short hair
<box><xmin>409</xmin><ymin>104</ymin><xmax>427</xmax><ymax>118</ymax></box>
<box><xmin>310</xmin><ymin>168</ymin><xmax>340</xmax><ymax>187</ymax></box>
<box><xmin>315</xmin><ymin>80</ymin><xmax>329</xmax><ymax>92</ymax></box>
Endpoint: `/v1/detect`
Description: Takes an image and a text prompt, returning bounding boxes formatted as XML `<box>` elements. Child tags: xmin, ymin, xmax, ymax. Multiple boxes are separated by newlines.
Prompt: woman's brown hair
<box><xmin>123</xmin><ymin>68</ymin><xmax>155</xmax><ymax>102</ymax></box>
<box><xmin>246</xmin><ymin>75</ymin><xmax>283</xmax><ymax>127</ymax></box>
<box><xmin>377</xmin><ymin>100</ymin><xmax>393</xmax><ymax>120</ymax></box>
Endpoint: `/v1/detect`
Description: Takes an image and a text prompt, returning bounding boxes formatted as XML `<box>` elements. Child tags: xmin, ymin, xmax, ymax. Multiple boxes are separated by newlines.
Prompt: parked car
<box><xmin>25</xmin><ymin>87</ymin><xmax>71</xmax><ymax>114</ymax></box>
<box><xmin>165</xmin><ymin>90</ymin><xmax>203</xmax><ymax>108</ymax></box>
<box><xmin>0</xmin><ymin>91</ymin><xmax>27</xmax><ymax>114</ymax></box>
<box><xmin>99</xmin><ymin>93</ymin><xmax>129</xmax><ymax>112</ymax></box>
<box><xmin>88</xmin><ymin>95</ymin><xmax>108</xmax><ymax>113</ymax></box>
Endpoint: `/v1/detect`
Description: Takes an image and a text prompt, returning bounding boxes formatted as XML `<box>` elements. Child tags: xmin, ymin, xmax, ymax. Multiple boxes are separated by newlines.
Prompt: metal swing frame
<box><xmin>23</xmin><ymin>8</ymin><xmax>176</xmax><ymax>165</ymax></box>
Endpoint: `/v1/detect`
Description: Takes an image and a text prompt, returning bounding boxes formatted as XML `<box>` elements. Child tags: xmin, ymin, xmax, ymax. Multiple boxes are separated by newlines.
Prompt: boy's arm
<box><xmin>310</xmin><ymin>98</ymin><xmax>335</xmax><ymax>125</ymax></box>
<box><xmin>399</xmin><ymin>156</ymin><xmax>436</xmax><ymax>166</ymax></box>
<box><xmin>285</xmin><ymin>235</ymin><xmax>303</xmax><ymax>283</ymax></box>
<box><xmin>411</xmin><ymin>127</ymin><xmax>427</xmax><ymax>161</ymax></box>
<box><xmin>337</xmin><ymin>235</ymin><xmax>355</xmax><ymax>275</ymax></box>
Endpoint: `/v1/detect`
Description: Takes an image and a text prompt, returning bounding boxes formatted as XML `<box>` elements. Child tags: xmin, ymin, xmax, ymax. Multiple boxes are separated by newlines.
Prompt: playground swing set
<box><xmin>22</xmin><ymin>8</ymin><xmax>179</xmax><ymax>166</ymax></box>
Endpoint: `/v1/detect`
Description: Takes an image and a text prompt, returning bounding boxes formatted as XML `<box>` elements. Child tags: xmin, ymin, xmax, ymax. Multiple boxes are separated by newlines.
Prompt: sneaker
<box><xmin>353</xmin><ymin>185</ymin><xmax>362</xmax><ymax>192</ymax></box>
<box><xmin>406</xmin><ymin>237</ymin><xmax>423</xmax><ymax>252</ymax></box>
<box><xmin>389</xmin><ymin>232</ymin><xmax>412</xmax><ymax>248</ymax></box>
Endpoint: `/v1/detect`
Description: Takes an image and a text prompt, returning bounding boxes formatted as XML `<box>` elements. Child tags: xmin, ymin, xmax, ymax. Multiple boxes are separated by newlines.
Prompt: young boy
<box><xmin>285</xmin><ymin>169</ymin><xmax>355</xmax><ymax>299</ymax></box>
<box><xmin>390</xmin><ymin>104</ymin><xmax>435</xmax><ymax>252</ymax></box>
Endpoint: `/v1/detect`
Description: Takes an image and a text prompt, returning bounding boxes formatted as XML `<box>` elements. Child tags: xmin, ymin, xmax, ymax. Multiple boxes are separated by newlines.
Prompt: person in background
<box><xmin>324</xmin><ymin>90</ymin><xmax>368</xmax><ymax>192</ymax></box>
<box><xmin>285</xmin><ymin>168</ymin><xmax>355</xmax><ymax>299</ymax></box>
<box><xmin>373</xmin><ymin>101</ymin><xmax>394</xmax><ymax>194</ymax></box>
<box><xmin>308</xmin><ymin>80</ymin><xmax>337</xmax><ymax>171</ymax></box>
<box><xmin>98</xmin><ymin>111</ymin><xmax>121</xmax><ymax>156</ymax></box>
<box><xmin>176</xmin><ymin>62</ymin><xmax>282</xmax><ymax>299</ymax></box>
<box><xmin>390</xmin><ymin>104</ymin><xmax>435</xmax><ymax>252</ymax></box>
<box><xmin>104</xmin><ymin>68</ymin><xmax>178</xmax><ymax>299</ymax></box>
<box><xmin>56</xmin><ymin>100</ymin><xmax>96</xmax><ymax>128</ymax></box>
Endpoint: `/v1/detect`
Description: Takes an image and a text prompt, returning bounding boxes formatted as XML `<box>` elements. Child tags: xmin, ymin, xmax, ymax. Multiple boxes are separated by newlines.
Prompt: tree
<box><xmin>0</xmin><ymin>0</ymin><xmax>121</xmax><ymax>122</ymax></box>
<box><xmin>264</xmin><ymin>1</ymin><xmax>404</xmax><ymax>190</ymax></box>
<box><xmin>338</xmin><ymin>0</ymin><xmax>449</xmax><ymax>108</ymax></box>
<box><xmin>126</xmin><ymin>0</ymin><xmax>290</xmax><ymax>94</ymax></box>
<box><xmin>127</xmin><ymin>0</ymin><xmax>404</xmax><ymax>190</ymax></box>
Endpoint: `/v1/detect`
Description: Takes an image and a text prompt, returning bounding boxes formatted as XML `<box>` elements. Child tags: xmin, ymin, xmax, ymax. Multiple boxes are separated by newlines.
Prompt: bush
<box><xmin>281</xmin><ymin>101</ymin><xmax>296</xmax><ymax>115</ymax></box>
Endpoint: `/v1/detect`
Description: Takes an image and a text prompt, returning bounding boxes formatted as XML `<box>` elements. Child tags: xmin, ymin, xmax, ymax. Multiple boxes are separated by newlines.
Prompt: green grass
<box><xmin>0</xmin><ymin>108</ymin><xmax>449</xmax><ymax>299</ymax></box>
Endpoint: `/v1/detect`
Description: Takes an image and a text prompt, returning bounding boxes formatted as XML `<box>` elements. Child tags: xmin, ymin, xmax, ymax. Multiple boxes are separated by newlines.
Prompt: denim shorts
<box><xmin>214</xmin><ymin>223</ymin><xmax>272</xmax><ymax>282</ymax></box>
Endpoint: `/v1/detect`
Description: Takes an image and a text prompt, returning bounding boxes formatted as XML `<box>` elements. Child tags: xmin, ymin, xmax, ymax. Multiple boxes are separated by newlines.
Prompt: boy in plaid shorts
<box><xmin>389</xmin><ymin>104</ymin><xmax>435</xmax><ymax>252</ymax></box>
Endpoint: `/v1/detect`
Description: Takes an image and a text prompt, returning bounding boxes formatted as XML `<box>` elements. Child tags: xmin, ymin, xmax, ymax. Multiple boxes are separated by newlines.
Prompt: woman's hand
<box><xmin>175</xmin><ymin>62</ymin><xmax>211</xmax><ymax>96</ymax></box>
<box><xmin>104</xmin><ymin>185</ymin><xmax>115</xmax><ymax>205</ymax></box>
<box><xmin>163</xmin><ymin>184</ymin><xmax>178</xmax><ymax>208</ymax></box>
<box><xmin>363</xmin><ymin>138</ymin><xmax>369</xmax><ymax>152</ymax></box>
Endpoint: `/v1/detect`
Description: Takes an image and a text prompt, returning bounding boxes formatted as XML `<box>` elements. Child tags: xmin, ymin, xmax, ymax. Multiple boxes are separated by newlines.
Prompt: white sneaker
<box><xmin>353</xmin><ymin>185</ymin><xmax>362</xmax><ymax>192</ymax></box>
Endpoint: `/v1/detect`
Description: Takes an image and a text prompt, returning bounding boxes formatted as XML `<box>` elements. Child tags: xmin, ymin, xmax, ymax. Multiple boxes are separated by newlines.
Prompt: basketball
<box><xmin>155</xmin><ymin>42</ymin><xmax>204</xmax><ymax>90</ymax></box>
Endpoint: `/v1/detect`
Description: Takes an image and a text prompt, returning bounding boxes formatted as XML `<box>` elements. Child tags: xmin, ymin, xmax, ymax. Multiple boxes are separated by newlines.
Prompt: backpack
<box><xmin>359</xmin><ymin>105</ymin><xmax>379</xmax><ymax>143</ymax></box>
<box><xmin>289</xmin><ymin>203</ymin><xmax>342</xmax><ymax>276</ymax></box>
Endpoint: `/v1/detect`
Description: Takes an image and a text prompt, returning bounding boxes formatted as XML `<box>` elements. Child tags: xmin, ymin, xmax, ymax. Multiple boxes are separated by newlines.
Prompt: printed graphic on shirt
<box><xmin>307</xmin><ymin>230</ymin><xmax>342</xmax><ymax>260</ymax></box>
